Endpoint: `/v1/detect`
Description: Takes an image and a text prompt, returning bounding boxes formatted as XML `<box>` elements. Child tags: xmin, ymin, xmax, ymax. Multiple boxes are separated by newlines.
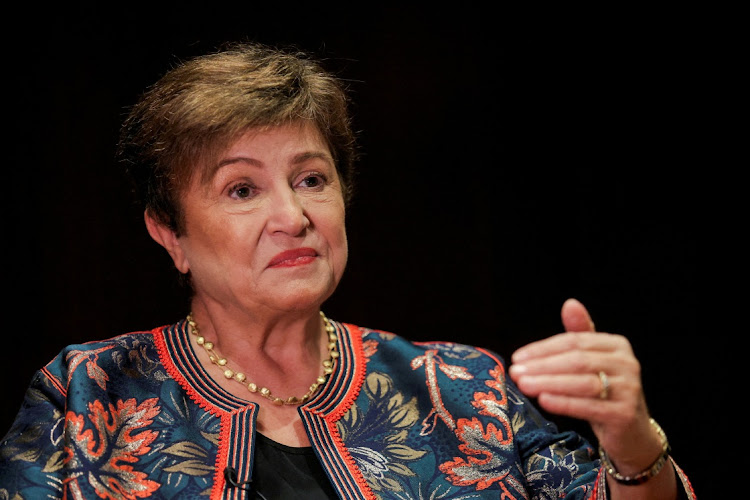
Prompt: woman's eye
<box><xmin>298</xmin><ymin>173</ymin><xmax>326</xmax><ymax>189</ymax></box>
<box><xmin>229</xmin><ymin>183</ymin><xmax>257</xmax><ymax>200</ymax></box>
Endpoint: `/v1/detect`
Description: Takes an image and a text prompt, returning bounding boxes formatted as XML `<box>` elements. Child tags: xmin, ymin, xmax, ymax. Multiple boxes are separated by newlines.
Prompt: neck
<box><xmin>193</xmin><ymin>300</ymin><xmax>320</xmax><ymax>345</ymax></box>
<box><xmin>186</xmin><ymin>306</ymin><xmax>338</xmax><ymax>406</ymax></box>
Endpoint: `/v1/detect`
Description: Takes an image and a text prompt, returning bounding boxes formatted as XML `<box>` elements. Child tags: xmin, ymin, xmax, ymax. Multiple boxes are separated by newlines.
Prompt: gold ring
<box><xmin>598</xmin><ymin>371</ymin><xmax>610</xmax><ymax>399</ymax></box>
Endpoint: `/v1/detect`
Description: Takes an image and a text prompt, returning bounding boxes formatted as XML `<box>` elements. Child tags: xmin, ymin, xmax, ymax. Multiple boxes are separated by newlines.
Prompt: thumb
<box><xmin>561</xmin><ymin>298</ymin><xmax>596</xmax><ymax>332</ymax></box>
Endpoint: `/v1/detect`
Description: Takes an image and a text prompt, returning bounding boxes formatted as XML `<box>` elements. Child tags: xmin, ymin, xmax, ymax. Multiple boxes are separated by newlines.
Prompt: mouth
<box><xmin>268</xmin><ymin>248</ymin><xmax>318</xmax><ymax>268</ymax></box>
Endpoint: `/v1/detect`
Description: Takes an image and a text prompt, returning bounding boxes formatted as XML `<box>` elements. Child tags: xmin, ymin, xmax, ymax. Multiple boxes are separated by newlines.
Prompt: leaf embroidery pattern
<box><xmin>337</xmin><ymin>372</ymin><xmax>426</xmax><ymax>496</ymax></box>
<box><xmin>410</xmin><ymin>349</ymin><xmax>474</xmax><ymax>435</ymax></box>
<box><xmin>63</xmin><ymin>397</ymin><xmax>161</xmax><ymax>499</ymax></box>
<box><xmin>160</xmin><ymin>442</ymin><xmax>215</xmax><ymax>476</ymax></box>
<box><xmin>439</xmin><ymin>365</ymin><xmax>516</xmax><ymax>493</ymax></box>
<box><xmin>66</xmin><ymin>345</ymin><xmax>116</xmax><ymax>391</ymax></box>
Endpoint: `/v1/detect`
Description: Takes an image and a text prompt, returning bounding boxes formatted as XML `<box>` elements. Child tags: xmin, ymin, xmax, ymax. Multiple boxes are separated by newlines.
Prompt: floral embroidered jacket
<box><xmin>0</xmin><ymin>319</ymin><xmax>695</xmax><ymax>499</ymax></box>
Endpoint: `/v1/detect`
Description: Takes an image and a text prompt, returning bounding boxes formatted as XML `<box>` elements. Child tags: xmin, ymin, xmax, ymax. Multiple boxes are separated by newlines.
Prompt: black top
<box><xmin>243</xmin><ymin>433</ymin><xmax>339</xmax><ymax>499</ymax></box>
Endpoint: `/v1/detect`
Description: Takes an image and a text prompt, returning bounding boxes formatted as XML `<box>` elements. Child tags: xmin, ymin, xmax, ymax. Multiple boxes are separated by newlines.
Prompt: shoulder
<box><xmin>49</xmin><ymin>328</ymin><xmax>161</xmax><ymax>365</ymax></box>
<box><xmin>342</xmin><ymin>321</ymin><xmax>507</xmax><ymax>371</ymax></box>
<box><xmin>42</xmin><ymin>326</ymin><xmax>171</xmax><ymax>394</ymax></box>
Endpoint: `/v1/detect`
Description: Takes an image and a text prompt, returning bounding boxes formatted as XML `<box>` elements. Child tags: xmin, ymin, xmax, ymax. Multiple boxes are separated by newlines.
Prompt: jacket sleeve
<box><xmin>0</xmin><ymin>360</ymin><xmax>69</xmax><ymax>499</ymax></box>
<box><xmin>506</xmin><ymin>368</ymin><xmax>696</xmax><ymax>500</ymax></box>
<box><xmin>501</xmin><ymin>374</ymin><xmax>602</xmax><ymax>498</ymax></box>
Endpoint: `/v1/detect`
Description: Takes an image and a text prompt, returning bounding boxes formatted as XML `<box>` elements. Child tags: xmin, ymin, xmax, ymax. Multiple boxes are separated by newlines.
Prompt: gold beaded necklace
<box><xmin>186</xmin><ymin>311</ymin><xmax>339</xmax><ymax>405</ymax></box>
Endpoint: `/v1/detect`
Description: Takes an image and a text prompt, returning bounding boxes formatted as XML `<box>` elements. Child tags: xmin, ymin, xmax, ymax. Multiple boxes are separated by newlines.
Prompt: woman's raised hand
<box><xmin>508</xmin><ymin>298</ymin><xmax>666</xmax><ymax>478</ymax></box>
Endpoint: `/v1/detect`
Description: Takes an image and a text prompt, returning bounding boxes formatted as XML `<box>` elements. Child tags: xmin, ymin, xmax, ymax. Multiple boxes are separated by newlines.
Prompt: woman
<box><xmin>0</xmin><ymin>42</ymin><xmax>694</xmax><ymax>499</ymax></box>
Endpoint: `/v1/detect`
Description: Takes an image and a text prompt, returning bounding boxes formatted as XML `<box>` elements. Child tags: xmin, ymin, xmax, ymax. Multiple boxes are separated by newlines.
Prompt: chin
<box><xmin>276</xmin><ymin>285</ymin><xmax>335</xmax><ymax>312</ymax></box>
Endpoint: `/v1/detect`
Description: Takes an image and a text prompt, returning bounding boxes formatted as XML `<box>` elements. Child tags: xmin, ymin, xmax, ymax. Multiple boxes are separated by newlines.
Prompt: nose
<box><xmin>266</xmin><ymin>187</ymin><xmax>310</xmax><ymax>236</ymax></box>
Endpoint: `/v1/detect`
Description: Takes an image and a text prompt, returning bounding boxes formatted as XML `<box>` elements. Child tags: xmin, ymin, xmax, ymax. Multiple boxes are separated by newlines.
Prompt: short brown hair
<box><xmin>117</xmin><ymin>42</ymin><xmax>358</xmax><ymax>234</ymax></box>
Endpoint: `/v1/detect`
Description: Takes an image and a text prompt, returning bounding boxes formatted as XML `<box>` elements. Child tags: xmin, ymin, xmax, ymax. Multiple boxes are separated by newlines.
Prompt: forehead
<box><xmin>195</xmin><ymin>121</ymin><xmax>331</xmax><ymax>185</ymax></box>
<box><xmin>222</xmin><ymin>122</ymin><xmax>329</xmax><ymax>160</ymax></box>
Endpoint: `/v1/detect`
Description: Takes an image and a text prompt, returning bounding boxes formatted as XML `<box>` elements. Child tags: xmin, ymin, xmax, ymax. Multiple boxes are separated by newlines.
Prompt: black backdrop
<box><xmin>4</xmin><ymin>4</ymin><xmax>708</xmax><ymax>496</ymax></box>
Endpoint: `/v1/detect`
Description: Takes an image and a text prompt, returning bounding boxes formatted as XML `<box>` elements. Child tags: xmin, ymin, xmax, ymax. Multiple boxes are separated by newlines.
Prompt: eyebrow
<box><xmin>217</xmin><ymin>151</ymin><xmax>334</xmax><ymax>169</ymax></box>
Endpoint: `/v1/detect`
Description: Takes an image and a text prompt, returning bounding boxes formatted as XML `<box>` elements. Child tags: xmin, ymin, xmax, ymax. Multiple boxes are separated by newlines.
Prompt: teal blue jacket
<box><xmin>0</xmin><ymin>318</ymin><xmax>694</xmax><ymax>499</ymax></box>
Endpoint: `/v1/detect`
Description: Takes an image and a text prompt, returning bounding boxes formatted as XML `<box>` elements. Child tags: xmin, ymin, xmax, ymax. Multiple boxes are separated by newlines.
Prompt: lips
<box><xmin>268</xmin><ymin>248</ymin><xmax>318</xmax><ymax>268</ymax></box>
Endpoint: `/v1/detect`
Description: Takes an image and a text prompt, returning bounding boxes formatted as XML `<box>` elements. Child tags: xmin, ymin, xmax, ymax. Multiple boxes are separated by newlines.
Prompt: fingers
<box><xmin>510</xmin><ymin>333</ymin><xmax>638</xmax><ymax>386</ymax></box>
<box><xmin>510</xmin><ymin>346</ymin><xmax>612</xmax><ymax>379</ymax></box>
<box><xmin>509</xmin><ymin>299</ymin><xmax>642</xmax><ymax>425</ymax></box>
<box><xmin>511</xmin><ymin>365</ymin><xmax>643</xmax><ymax>427</ymax></box>
<box><xmin>510</xmin><ymin>349</ymin><xmax>639</xmax><ymax>404</ymax></box>
<box><xmin>508</xmin><ymin>299</ymin><xmax>656</xmax><ymax>466</ymax></box>
<box><xmin>510</xmin><ymin>372</ymin><xmax>605</xmax><ymax>399</ymax></box>
<box><xmin>512</xmin><ymin>331</ymin><xmax>632</xmax><ymax>364</ymax></box>
<box><xmin>560</xmin><ymin>297</ymin><xmax>595</xmax><ymax>332</ymax></box>
<box><xmin>534</xmin><ymin>393</ymin><xmax>636</xmax><ymax>424</ymax></box>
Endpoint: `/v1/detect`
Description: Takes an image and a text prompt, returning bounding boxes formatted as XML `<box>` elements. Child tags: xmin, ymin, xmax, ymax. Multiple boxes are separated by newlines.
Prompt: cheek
<box><xmin>184</xmin><ymin>218</ymin><xmax>253</xmax><ymax>264</ymax></box>
<box><xmin>322</xmin><ymin>206</ymin><xmax>348</xmax><ymax>274</ymax></box>
<box><xmin>334</xmin><ymin>227</ymin><xmax>349</xmax><ymax>277</ymax></box>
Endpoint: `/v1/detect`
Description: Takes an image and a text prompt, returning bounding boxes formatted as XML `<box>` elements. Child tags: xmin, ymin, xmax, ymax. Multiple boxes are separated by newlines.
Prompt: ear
<box><xmin>144</xmin><ymin>210</ymin><xmax>190</xmax><ymax>274</ymax></box>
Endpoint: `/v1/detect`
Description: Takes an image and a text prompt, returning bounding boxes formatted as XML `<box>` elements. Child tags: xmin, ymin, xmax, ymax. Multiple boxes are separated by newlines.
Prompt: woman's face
<box><xmin>169</xmin><ymin>122</ymin><xmax>348</xmax><ymax>314</ymax></box>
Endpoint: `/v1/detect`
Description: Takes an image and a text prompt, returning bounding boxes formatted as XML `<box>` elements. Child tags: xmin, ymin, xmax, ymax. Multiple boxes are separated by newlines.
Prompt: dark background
<box><xmin>4</xmin><ymin>4</ymin><xmax>711</xmax><ymax>496</ymax></box>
